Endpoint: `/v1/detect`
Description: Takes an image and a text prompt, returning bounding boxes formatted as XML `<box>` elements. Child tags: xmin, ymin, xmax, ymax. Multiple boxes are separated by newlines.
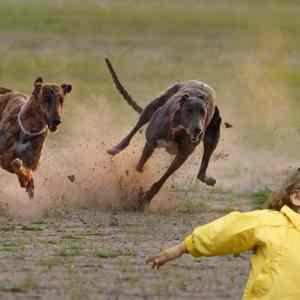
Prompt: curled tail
<box><xmin>105</xmin><ymin>58</ymin><xmax>143</xmax><ymax>114</ymax></box>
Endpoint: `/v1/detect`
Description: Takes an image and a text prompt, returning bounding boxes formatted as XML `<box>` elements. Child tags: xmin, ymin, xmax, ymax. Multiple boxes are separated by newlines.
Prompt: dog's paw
<box><xmin>138</xmin><ymin>189</ymin><xmax>152</xmax><ymax>205</ymax></box>
<box><xmin>26</xmin><ymin>179</ymin><xmax>34</xmax><ymax>199</ymax></box>
<box><xmin>198</xmin><ymin>175</ymin><xmax>216</xmax><ymax>186</ymax></box>
<box><xmin>205</xmin><ymin>177</ymin><xmax>216</xmax><ymax>186</ymax></box>
<box><xmin>11</xmin><ymin>158</ymin><xmax>22</xmax><ymax>172</ymax></box>
<box><xmin>139</xmin><ymin>187</ymin><xmax>157</xmax><ymax>204</ymax></box>
<box><xmin>107</xmin><ymin>141</ymin><xmax>130</xmax><ymax>156</ymax></box>
<box><xmin>107</xmin><ymin>147</ymin><xmax>120</xmax><ymax>156</ymax></box>
<box><xmin>135</xmin><ymin>164</ymin><xmax>144</xmax><ymax>173</ymax></box>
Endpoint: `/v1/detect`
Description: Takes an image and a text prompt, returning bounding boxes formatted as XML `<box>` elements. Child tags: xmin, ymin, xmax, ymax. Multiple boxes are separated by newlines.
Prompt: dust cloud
<box><xmin>0</xmin><ymin>33</ymin><xmax>299</xmax><ymax>218</ymax></box>
<box><xmin>0</xmin><ymin>97</ymin><xmax>175</xmax><ymax>218</ymax></box>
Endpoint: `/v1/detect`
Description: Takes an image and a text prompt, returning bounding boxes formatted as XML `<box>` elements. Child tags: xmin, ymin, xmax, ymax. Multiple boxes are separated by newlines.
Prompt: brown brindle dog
<box><xmin>0</xmin><ymin>77</ymin><xmax>72</xmax><ymax>199</ymax></box>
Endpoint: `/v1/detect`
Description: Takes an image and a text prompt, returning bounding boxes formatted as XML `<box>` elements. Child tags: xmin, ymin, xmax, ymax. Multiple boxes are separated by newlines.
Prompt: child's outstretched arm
<box><xmin>146</xmin><ymin>242</ymin><xmax>187</xmax><ymax>269</ymax></box>
<box><xmin>147</xmin><ymin>210</ymin><xmax>264</xmax><ymax>269</ymax></box>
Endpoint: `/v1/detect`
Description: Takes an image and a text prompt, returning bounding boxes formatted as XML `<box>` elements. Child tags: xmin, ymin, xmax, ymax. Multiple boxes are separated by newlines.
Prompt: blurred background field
<box><xmin>0</xmin><ymin>0</ymin><xmax>300</xmax><ymax>156</ymax></box>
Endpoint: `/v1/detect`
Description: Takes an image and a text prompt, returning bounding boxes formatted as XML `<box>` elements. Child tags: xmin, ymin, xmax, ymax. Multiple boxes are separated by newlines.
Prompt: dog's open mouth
<box><xmin>48</xmin><ymin>125</ymin><xmax>58</xmax><ymax>132</ymax></box>
<box><xmin>191</xmin><ymin>135</ymin><xmax>201</xmax><ymax>144</ymax></box>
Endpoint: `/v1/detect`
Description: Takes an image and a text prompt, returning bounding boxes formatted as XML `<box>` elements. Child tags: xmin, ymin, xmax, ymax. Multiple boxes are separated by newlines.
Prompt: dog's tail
<box><xmin>105</xmin><ymin>58</ymin><xmax>143</xmax><ymax>114</ymax></box>
<box><xmin>0</xmin><ymin>87</ymin><xmax>12</xmax><ymax>95</ymax></box>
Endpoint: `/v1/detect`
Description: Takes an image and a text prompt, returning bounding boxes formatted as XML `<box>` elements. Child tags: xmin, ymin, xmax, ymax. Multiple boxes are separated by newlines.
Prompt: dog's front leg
<box><xmin>136</xmin><ymin>142</ymin><xmax>156</xmax><ymax>173</ymax></box>
<box><xmin>11</xmin><ymin>159</ymin><xmax>34</xmax><ymax>199</ymax></box>
<box><xmin>197</xmin><ymin>107</ymin><xmax>221</xmax><ymax>186</ymax></box>
<box><xmin>141</xmin><ymin>152</ymin><xmax>189</xmax><ymax>203</ymax></box>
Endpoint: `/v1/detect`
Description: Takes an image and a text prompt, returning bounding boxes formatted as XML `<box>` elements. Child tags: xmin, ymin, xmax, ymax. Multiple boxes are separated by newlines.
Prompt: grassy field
<box><xmin>0</xmin><ymin>0</ymin><xmax>300</xmax><ymax>153</ymax></box>
<box><xmin>0</xmin><ymin>1</ymin><xmax>299</xmax><ymax>299</ymax></box>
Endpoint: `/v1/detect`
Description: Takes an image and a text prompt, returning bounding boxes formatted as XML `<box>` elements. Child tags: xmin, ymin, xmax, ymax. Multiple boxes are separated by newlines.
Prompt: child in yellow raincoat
<box><xmin>147</xmin><ymin>169</ymin><xmax>300</xmax><ymax>300</ymax></box>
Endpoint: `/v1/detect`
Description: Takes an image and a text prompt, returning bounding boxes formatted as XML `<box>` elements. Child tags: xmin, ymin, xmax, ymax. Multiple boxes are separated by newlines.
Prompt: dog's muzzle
<box><xmin>48</xmin><ymin>118</ymin><xmax>61</xmax><ymax>132</ymax></box>
<box><xmin>48</xmin><ymin>125</ymin><xmax>58</xmax><ymax>132</ymax></box>
<box><xmin>191</xmin><ymin>134</ymin><xmax>202</xmax><ymax>143</ymax></box>
<box><xmin>190</xmin><ymin>128</ymin><xmax>203</xmax><ymax>144</ymax></box>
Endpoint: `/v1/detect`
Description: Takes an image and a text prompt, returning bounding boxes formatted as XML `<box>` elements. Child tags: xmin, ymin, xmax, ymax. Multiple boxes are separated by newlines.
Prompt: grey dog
<box><xmin>106</xmin><ymin>58</ymin><xmax>222</xmax><ymax>204</ymax></box>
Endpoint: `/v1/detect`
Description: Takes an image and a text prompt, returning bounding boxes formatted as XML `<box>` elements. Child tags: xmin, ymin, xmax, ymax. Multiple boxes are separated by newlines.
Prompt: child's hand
<box><xmin>146</xmin><ymin>251</ymin><xmax>172</xmax><ymax>269</ymax></box>
<box><xmin>146</xmin><ymin>242</ymin><xmax>187</xmax><ymax>270</ymax></box>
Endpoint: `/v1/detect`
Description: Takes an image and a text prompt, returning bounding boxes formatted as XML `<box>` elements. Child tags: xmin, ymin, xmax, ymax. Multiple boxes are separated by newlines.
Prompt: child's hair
<box><xmin>267</xmin><ymin>168</ymin><xmax>300</xmax><ymax>211</ymax></box>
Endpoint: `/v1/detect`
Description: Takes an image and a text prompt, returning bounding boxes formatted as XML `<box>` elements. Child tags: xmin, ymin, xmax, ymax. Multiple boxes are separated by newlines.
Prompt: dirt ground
<box><xmin>0</xmin><ymin>207</ymin><xmax>251</xmax><ymax>300</ymax></box>
<box><xmin>0</xmin><ymin>137</ymin><xmax>294</xmax><ymax>300</ymax></box>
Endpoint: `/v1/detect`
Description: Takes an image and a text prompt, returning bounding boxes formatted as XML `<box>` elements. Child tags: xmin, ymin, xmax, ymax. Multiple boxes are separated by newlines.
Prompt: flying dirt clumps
<box><xmin>0</xmin><ymin>136</ymin><xmax>174</xmax><ymax>218</ymax></box>
<box><xmin>224</xmin><ymin>122</ymin><xmax>233</xmax><ymax>128</ymax></box>
<box><xmin>67</xmin><ymin>175</ymin><xmax>76</xmax><ymax>183</ymax></box>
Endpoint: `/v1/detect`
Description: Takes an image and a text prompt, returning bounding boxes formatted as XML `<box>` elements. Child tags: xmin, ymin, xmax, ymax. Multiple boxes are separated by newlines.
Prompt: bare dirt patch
<box><xmin>0</xmin><ymin>208</ymin><xmax>250</xmax><ymax>300</ymax></box>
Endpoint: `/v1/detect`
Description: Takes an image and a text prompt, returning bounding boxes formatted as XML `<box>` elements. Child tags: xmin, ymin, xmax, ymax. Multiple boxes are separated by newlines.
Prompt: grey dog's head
<box><xmin>32</xmin><ymin>77</ymin><xmax>72</xmax><ymax>132</ymax></box>
<box><xmin>177</xmin><ymin>93</ymin><xmax>208</xmax><ymax>143</ymax></box>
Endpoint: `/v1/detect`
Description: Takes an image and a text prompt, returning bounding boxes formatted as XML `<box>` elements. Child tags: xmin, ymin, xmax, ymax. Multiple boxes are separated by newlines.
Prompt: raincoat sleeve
<box><xmin>184</xmin><ymin>211</ymin><xmax>261</xmax><ymax>257</ymax></box>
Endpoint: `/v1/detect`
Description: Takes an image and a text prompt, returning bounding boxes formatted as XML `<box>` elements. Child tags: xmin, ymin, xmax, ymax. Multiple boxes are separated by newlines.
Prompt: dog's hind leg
<box><xmin>107</xmin><ymin>83</ymin><xmax>182</xmax><ymax>156</ymax></box>
<box><xmin>197</xmin><ymin>106</ymin><xmax>222</xmax><ymax>186</ymax></box>
<box><xmin>136</xmin><ymin>142</ymin><xmax>156</xmax><ymax>173</ymax></box>
<box><xmin>11</xmin><ymin>159</ymin><xmax>34</xmax><ymax>199</ymax></box>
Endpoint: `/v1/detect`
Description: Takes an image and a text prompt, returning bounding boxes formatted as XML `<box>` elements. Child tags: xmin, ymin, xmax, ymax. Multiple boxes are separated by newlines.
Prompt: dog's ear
<box><xmin>61</xmin><ymin>84</ymin><xmax>72</xmax><ymax>95</ymax></box>
<box><xmin>179</xmin><ymin>93</ymin><xmax>189</xmax><ymax>106</ymax></box>
<box><xmin>34</xmin><ymin>77</ymin><xmax>43</xmax><ymax>85</ymax></box>
<box><xmin>32</xmin><ymin>77</ymin><xmax>43</xmax><ymax>97</ymax></box>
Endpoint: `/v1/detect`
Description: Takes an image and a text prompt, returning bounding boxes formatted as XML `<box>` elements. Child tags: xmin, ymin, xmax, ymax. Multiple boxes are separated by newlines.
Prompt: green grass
<box><xmin>0</xmin><ymin>241</ymin><xmax>20</xmax><ymax>252</ymax></box>
<box><xmin>0</xmin><ymin>276</ymin><xmax>38</xmax><ymax>293</ymax></box>
<box><xmin>61</xmin><ymin>234</ymin><xmax>86</xmax><ymax>240</ymax></box>
<box><xmin>0</xmin><ymin>1</ymin><xmax>299</xmax><ymax>37</ymax></box>
<box><xmin>58</xmin><ymin>248</ymin><xmax>81</xmax><ymax>257</ymax></box>
<box><xmin>178</xmin><ymin>198</ymin><xmax>211</xmax><ymax>214</ymax></box>
<box><xmin>0</xmin><ymin>2</ymin><xmax>263</xmax><ymax>36</ymax></box>
<box><xmin>250</xmin><ymin>189</ymin><xmax>272</xmax><ymax>209</ymax></box>
<box><xmin>58</xmin><ymin>249</ymin><xmax>81</xmax><ymax>257</ymax></box>
<box><xmin>21</xmin><ymin>224</ymin><xmax>46</xmax><ymax>231</ymax></box>
<box><xmin>39</xmin><ymin>256</ymin><xmax>62</xmax><ymax>270</ymax></box>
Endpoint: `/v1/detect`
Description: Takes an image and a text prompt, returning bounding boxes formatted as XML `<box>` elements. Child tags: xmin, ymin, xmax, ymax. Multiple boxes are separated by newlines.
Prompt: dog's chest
<box><xmin>157</xmin><ymin>139</ymin><xmax>178</xmax><ymax>155</ymax></box>
<box><xmin>12</xmin><ymin>135</ymin><xmax>32</xmax><ymax>155</ymax></box>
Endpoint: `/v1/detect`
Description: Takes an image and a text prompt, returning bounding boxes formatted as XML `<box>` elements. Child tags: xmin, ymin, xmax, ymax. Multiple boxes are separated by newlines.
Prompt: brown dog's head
<box><xmin>32</xmin><ymin>77</ymin><xmax>72</xmax><ymax>132</ymax></box>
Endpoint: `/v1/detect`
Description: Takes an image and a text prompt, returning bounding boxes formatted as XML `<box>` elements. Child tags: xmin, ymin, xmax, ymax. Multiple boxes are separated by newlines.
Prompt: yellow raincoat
<box><xmin>184</xmin><ymin>206</ymin><xmax>300</xmax><ymax>300</ymax></box>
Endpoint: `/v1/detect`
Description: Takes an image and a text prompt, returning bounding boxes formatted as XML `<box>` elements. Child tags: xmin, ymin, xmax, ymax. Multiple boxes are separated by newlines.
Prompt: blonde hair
<box><xmin>267</xmin><ymin>168</ymin><xmax>300</xmax><ymax>211</ymax></box>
